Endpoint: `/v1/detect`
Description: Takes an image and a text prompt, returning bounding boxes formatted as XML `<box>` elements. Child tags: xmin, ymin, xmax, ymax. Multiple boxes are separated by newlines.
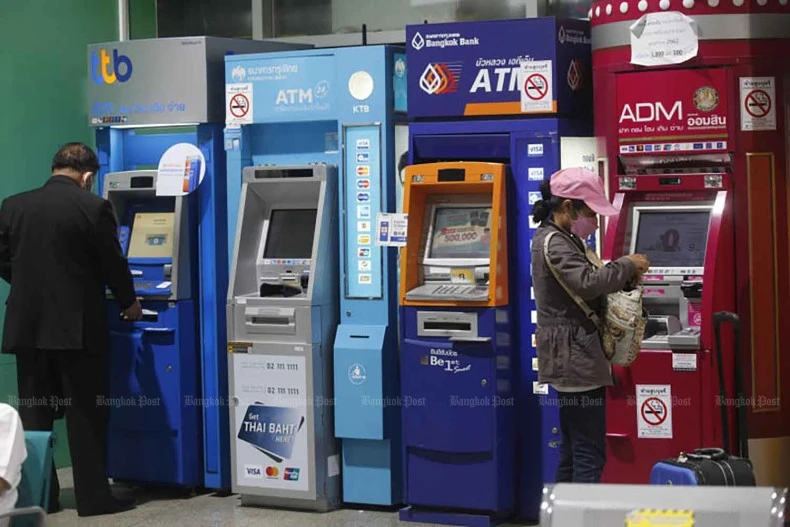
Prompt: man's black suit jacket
<box><xmin>0</xmin><ymin>175</ymin><xmax>136</xmax><ymax>355</ymax></box>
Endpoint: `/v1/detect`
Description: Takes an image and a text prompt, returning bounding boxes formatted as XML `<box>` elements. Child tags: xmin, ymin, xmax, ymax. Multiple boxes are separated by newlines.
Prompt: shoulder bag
<box><xmin>543</xmin><ymin>230</ymin><xmax>645</xmax><ymax>367</ymax></box>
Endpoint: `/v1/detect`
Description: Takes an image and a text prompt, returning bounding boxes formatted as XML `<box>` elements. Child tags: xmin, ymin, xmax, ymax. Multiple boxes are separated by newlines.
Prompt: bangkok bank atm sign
<box><xmin>616</xmin><ymin>68</ymin><xmax>729</xmax><ymax>147</ymax></box>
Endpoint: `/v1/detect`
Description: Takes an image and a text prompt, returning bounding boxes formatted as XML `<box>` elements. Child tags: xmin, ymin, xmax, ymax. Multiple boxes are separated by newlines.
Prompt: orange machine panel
<box><xmin>399</xmin><ymin>161</ymin><xmax>508</xmax><ymax>308</ymax></box>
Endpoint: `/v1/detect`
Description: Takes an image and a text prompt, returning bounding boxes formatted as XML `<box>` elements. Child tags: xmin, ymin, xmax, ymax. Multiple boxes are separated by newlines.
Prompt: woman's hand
<box><xmin>627</xmin><ymin>253</ymin><xmax>650</xmax><ymax>274</ymax></box>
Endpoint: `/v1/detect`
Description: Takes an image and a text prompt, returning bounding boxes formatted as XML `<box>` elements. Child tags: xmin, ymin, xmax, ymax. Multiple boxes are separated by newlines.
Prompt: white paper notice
<box><xmin>226</xmin><ymin>83</ymin><xmax>253</xmax><ymax>126</ymax></box>
<box><xmin>630</xmin><ymin>12</ymin><xmax>699</xmax><ymax>67</ymax></box>
<box><xmin>519</xmin><ymin>60</ymin><xmax>553</xmax><ymax>113</ymax></box>
<box><xmin>636</xmin><ymin>384</ymin><xmax>673</xmax><ymax>439</ymax></box>
<box><xmin>156</xmin><ymin>143</ymin><xmax>206</xmax><ymax>197</ymax></box>
<box><xmin>375</xmin><ymin>212</ymin><xmax>408</xmax><ymax>247</ymax></box>
<box><xmin>740</xmin><ymin>77</ymin><xmax>776</xmax><ymax>131</ymax></box>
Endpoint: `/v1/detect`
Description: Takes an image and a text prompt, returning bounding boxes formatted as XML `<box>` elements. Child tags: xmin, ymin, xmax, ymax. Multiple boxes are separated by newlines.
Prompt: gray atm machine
<box><xmin>227</xmin><ymin>164</ymin><xmax>340</xmax><ymax>511</ymax></box>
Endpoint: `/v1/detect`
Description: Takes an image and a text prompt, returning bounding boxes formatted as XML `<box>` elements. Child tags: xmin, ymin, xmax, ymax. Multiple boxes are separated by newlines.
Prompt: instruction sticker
<box><xmin>375</xmin><ymin>213</ymin><xmax>408</xmax><ymax>247</ymax></box>
<box><xmin>636</xmin><ymin>384</ymin><xmax>673</xmax><ymax>439</ymax></box>
<box><xmin>519</xmin><ymin>60</ymin><xmax>553</xmax><ymax>113</ymax></box>
<box><xmin>226</xmin><ymin>83</ymin><xmax>253</xmax><ymax>126</ymax></box>
<box><xmin>740</xmin><ymin>77</ymin><xmax>776</xmax><ymax>131</ymax></box>
<box><xmin>156</xmin><ymin>143</ymin><xmax>206</xmax><ymax>196</ymax></box>
<box><xmin>450</xmin><ymin>268</ymin><xmax>475</xmax><ymax>284</ymax></box>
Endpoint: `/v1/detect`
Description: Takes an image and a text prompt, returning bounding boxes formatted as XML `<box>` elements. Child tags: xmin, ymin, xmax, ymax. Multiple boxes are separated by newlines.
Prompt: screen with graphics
<box><xmin>263</xmin><ymin>209</ymin><xmax>317</xmax><ymax>259</ymax></box>
<box><xmin>633</xmin><ymin>210</ymin><xmax>710</xmax><ymax>267</ymax></box>
<box><xmin>428</xmin><ymin>206</ymin><xmax>492</xmax><ymax>259</ymax></box>
<box><xmin>128</xmin><ymin>212</ymin><xmax>175</xmax><ymax>259</ymax></box>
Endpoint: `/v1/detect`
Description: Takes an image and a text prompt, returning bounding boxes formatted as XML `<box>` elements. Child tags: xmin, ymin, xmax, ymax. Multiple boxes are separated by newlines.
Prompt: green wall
<box><xmin>0</xmin><ymin>0</ymin><xmax>156</xmax><ymax>468</ymax></box>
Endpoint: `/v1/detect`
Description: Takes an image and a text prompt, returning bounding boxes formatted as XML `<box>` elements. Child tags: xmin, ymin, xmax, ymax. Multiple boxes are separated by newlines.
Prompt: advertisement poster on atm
<box><xmin>405</xmin><ymin>18</ymin><xmax>591</xmax><ymax>118</ymax></box>
<box><xmin>233</xmin><ymin>353</ymin><xmax>309</xmax><ymax>491</ymax></box>
<box><xmin>617</xmin><ymin>68</ymin><xmax>729</xmax><ymax>155</ymax></box>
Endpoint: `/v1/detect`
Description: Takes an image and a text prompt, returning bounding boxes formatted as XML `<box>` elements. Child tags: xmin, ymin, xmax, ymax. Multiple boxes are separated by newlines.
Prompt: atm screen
<box><xmin>428</xmin><ymin>206</ymin><xmax>492</xmax><ymax>259</ymax></box>
<box><xmin>633</xmin><ymin>210</ymin><xmax>710</xmax><ymax>267</ymax></box>
<box><xmin>263</xmin><ymin>209</ymin><xmax>317</xmax><ymax>259</ymax></box>
<box><xmin>127</xmin><ymin>212</ymin><xmax>175</xmax><ymax>259</ymax></box>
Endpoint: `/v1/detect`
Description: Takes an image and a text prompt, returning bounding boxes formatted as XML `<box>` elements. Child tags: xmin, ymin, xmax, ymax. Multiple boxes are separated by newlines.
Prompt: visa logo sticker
<box><xmin>528</xmin><ymin>144</ymin><xmax>544</xmax><ymax>157</ymax></box>
<box><xmin>356</xmin><ymin>139</ymin><xmax>370</xmax><ymax>150</ymax></box>
<box><xmin>356</xmin><ymin>152</ymin><xmax>370</xmax><ymax>163</ymax></box>
<box><xmin>528</xmin><ymin>167</ymin><xmax>544</xmax><ymax>181</ymax></box>
<box><xmin>245</xmin><ymin>465</ymin><xmax>263</xmax><ymax>479</ymax></box>
<box><xmin>528</xmin><ymin>191</ymin><xmax>542</xmax><ymax>205</ymax></box>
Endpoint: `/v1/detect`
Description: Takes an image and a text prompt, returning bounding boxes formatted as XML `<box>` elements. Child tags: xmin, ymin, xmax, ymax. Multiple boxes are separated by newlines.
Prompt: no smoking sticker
<box><xmin>519</xmin><ymin>60</ymin><xmax>553</xmax><ymax>113</ymax></box>
<box><xmin>740</xmin><ymin>77</ymin><xmax>776</xmax><ymax>131</ymax></box>
<box><xmin>636</xmin><ymin>384</ymin><xmax>673</xmax><ymax>439</ymax></box>
<box><xmin>226</xmin><ymin>83</ymin><xmax>253</xmax><ymax>126</ymax></box>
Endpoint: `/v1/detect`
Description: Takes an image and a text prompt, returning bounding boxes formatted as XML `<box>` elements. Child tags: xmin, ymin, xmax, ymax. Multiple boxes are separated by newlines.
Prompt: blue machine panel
<box><xmin>107</xmin><ymin>300</ymin><xmax>199</xmax><ymax>485</ymax></box>
<box><xmin>405</xmin><ymin>18</ymin><xmax>591</xmax><ymax>119</ymax></box>
<box><xmin>224</xmin><ymin>46</ymin><xmax>405</xmax><ymax>506</ymax></box>
<box><xmin>333</xmin><ymin>325</ymin><xmax>386</xmax><ymax>439</ymax></box>
<box><xmin>408</xmin><ymin>118</ymin><xmax>591</xmax><ymax>521</ymax></box>
<box><xmin>343</xmin><ymin>125</ymin><xmax>383</xmax><ymax>299</ymax></box>
<box><xmin>98</xmin><ymin>125</ymin><xmax>230</xmax><ymax>490</ymax></box>
<box><xmin>400</xmin><ymin>305</ymin><xmax>514</xmax><ymax>513</ymax></box>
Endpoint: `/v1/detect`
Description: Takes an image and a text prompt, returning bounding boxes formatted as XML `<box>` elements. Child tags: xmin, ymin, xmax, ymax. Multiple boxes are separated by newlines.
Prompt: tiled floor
<box><xmin>46</xmin><ymin>468</ymin><xmax>534</xmax><ymax>527</ymax></box>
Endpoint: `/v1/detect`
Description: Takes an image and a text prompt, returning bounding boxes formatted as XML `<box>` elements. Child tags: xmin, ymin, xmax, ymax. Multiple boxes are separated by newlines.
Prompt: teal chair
<box><xmin>0</xmin><ymin>430</ymin><xmax>55</xmax><ymax>527</ymax></box>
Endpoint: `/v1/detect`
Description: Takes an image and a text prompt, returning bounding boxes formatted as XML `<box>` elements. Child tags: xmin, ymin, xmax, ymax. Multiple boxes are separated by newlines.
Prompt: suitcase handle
<box><xmin>713</xmin><ymin>311</ymin><xmax>748</xmax><ymax>459</ymax></box>
<box><xmin>686</xmin><ymin>447</ymin><xmax>728</xmax><ymax>461</ymax></box>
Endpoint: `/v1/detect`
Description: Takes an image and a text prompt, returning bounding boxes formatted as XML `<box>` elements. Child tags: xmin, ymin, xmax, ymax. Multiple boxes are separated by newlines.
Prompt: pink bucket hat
<box><xmin>549</xmin><ymin>167</ymin><xmax>619</xmax><ymax>217</ymax></box>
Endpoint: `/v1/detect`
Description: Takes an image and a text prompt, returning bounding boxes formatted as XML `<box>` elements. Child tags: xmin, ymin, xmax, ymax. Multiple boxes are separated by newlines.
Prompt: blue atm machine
<box><xmin>87</xmin><ymin>36</ymin><xmax>302</xmax><ymax>489</ymax></box>
<box><xmin>224</xmin><ymin>46</ymin><xmax>408</xmax><ymax>506</ymax></box>
<box><xmin>404</xmin><ymin>18</ymin><xmax>595</xmax><ymax>521</ymax></box>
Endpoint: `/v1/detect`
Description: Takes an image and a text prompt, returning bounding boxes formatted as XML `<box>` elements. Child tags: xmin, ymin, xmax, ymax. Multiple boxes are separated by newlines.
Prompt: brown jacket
<box><xmin>531</xmin><ymin>221</ymin><xmax>637</xmax><ymax>388</ymax></box>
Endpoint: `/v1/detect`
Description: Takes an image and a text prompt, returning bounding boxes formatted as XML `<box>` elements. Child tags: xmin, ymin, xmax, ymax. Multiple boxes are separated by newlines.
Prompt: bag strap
<box><xmin>543</xmin><ymin>231</ymin><xmax>604</xmax><ymax>330</ymax></box>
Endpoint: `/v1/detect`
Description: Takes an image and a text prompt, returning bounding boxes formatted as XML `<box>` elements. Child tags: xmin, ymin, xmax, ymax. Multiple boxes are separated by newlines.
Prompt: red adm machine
<box><xmin>591</xmin><ymin>0</ymin><xmax>790</xmax><ymax>487</ymax></box>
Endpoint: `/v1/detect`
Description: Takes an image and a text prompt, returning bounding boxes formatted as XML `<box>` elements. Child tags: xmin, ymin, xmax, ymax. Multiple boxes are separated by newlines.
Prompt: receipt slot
<box><xmin>103</xmin><ymin>170</ymin><xmax>199</xmax><ymax>485</ymax></box>
<box><xmin>398</xmin><ymin>162</ymin><xmax>515</xmax><ymax>527</ymax></box>
<box><xmin>227</xmin><ymin>165</ymin><xmax>340</xmax><ymax>511</ymax></box>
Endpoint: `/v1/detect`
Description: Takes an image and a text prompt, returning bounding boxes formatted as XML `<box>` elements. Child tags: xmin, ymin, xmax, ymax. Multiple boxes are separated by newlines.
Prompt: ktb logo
<box><xmin>91</xmin><ymin>48</ymin><xmax>133</xmax><ymax>85</ymax></box>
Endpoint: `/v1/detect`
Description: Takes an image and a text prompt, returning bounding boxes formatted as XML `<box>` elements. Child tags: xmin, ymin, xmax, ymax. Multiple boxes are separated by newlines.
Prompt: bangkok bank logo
<box><xmin>419</xmin><ymin>63</ymin><xmax>462</xmax><ymax>95</ymax></box>
<box><xmin>411</xmin><ymin>32</ymin><xmax>425</xmax><ymax>50</ymax></box>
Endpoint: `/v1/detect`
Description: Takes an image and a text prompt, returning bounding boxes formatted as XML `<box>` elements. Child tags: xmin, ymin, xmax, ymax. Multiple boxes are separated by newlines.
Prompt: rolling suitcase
<box><xmin>649</xmin><ymin>311</ymin><xmax>757</xmax><ymax>486</ymax></box>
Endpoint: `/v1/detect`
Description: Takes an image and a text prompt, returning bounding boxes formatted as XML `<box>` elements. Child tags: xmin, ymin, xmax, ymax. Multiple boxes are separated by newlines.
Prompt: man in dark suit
<box><xmin>0</xmin><ymin>143</ymin><xmax>142</xmax><ymax>517</ymax></box>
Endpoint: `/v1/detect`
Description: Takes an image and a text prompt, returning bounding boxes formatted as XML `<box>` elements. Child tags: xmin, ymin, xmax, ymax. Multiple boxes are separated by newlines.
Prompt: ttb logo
<box><xmin>91</xmin><ymin>48</ymin><xmax>133</xmax><ymax>85</ymax></box>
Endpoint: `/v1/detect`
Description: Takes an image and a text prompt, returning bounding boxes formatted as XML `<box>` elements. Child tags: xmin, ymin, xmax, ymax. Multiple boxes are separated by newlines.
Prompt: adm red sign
<box><xmin>617</xmin><ymin>68</ymin><xmax>729</xmax><ymax>142</ymax></box>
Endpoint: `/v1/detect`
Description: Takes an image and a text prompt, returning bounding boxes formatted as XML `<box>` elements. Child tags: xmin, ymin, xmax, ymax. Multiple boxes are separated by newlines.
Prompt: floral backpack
<box><xmin>543</xmin><ymin>231</ymin><xmax>645</xmax><ymax>367</ymax></box>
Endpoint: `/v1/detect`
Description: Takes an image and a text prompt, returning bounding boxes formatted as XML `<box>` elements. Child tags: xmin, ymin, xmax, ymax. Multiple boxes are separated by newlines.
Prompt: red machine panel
<box><xmin>592</xmin><ymin>0</ymin><xmax>790</xmax><ymax>487</ymax></box>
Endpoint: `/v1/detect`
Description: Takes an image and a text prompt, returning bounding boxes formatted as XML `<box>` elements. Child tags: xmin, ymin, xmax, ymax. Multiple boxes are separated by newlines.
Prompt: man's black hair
<box><xmin>51</xmin><ymin>142</ymin><xmax>100</xmax><ymax>175</ymax></box>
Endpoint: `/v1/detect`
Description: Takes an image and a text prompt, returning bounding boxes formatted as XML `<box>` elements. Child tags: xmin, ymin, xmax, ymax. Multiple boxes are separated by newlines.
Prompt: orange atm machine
<box><xmin>397</xmin><ymin>162</ymin><xmax>517</xmax><ymax>526</ymax></box>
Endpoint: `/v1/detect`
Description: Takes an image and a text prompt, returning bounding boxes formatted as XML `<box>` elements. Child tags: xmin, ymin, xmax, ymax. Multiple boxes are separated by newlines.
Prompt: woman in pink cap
<box><xmin>530</xmin><ymin>167</ymin><xmax>649</xmax><ymax>484</ymax></box>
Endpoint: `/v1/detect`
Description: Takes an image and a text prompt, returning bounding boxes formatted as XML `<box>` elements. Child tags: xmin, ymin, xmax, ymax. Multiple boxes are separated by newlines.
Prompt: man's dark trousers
<box><xmin>14</xmin><ymin>349</ymin><xmax>114</xmax><ymax>514</ymax></box>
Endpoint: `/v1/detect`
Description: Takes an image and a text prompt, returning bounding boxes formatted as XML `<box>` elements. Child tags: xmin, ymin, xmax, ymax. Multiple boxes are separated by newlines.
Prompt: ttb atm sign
<box><xmin>617</xmin><ymin>68</ymin><xmax>729</xmax><ymax>153</ymax></box>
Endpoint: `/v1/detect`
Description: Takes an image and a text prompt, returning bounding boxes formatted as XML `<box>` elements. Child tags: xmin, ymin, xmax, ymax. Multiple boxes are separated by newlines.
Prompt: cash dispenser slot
<box><xmin>416</xmin><ymin>311</ymin><xmax>491</xmax><ymax>343</ymax></box>
<box><xmin>244</xmin><ymin>306</ymin><xmax>296</xmax><ymax>335</ymax></box>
